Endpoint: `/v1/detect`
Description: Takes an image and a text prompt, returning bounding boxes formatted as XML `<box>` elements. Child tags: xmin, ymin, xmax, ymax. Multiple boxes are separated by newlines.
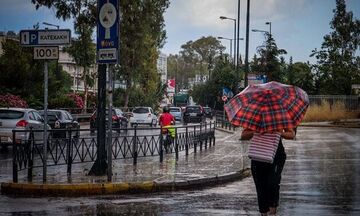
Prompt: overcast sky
<box><xmin>1</xmin><ymin>0</ymin><xmax>359</xmax><ymax>64</ymax></box>
<box><xmin>162</xmin><ymin>0</ymin><xmax>360</xmax><ymax>64</ymax></box>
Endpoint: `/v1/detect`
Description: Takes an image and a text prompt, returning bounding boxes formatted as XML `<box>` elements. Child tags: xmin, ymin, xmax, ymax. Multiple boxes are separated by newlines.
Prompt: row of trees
<box><xmin>167</xmin><ymin>36</ymin><xmax>226</xmax><ymax>90</ymax></box>
<box><xmin>0</xmin><ymin>0</ymin><xmax>358</xmax><ymax>111</ymax></box>
<box><xmin>0</xmin><ymin>38</ymin><xmax>75</xmax><ymax>108</ymax></box>
<box><xmin>168</xmin><ymin>0</ymin><xmax>359</xmax><ymax>109</ymax></box>
<box><xmin>311</xmin><ymin>0</ymin><xmax>360</xmax><ymax>94</ymax></box>
<box><xmin>32</xmin><ymin>0</ymin><xmax>170</xmax><ymax>109</ymax></box>
<box><xmin>0</xmin><ymin>0</ymin><xmax>170</xmax><ymax>110</ymax></box>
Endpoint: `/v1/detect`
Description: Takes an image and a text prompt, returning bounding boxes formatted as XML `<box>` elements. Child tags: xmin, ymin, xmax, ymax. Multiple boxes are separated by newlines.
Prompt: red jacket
<box><xmin>159</xmin><ymin>112</ymin><xmax>175</xmax><ymax>127</ymax></box>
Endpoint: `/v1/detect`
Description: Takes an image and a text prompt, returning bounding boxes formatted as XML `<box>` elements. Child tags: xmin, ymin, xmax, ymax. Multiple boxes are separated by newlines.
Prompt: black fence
<box><xmin>213</xmin><ymin>110</ymin><xmax>236</xmax><ymax>131</ymax></box>
<box><xmin>11</xmin><ymin>122</ymin><xmax>215</xmax><ymax>183</ymax></box>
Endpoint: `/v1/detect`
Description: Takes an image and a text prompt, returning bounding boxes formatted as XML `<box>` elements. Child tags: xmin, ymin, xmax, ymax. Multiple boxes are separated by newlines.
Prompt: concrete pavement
<box><xmin>1</xmin><ymin>128</ymin><xmax>252</xmax><ymax>196</ymax></box>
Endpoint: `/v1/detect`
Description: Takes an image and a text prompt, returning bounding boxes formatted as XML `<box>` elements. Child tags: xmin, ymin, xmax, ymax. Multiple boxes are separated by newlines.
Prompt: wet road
<box><xmin>0</xmin><ymin>126</ymin><xmax>359</xmax><ymax>215</ymax></box>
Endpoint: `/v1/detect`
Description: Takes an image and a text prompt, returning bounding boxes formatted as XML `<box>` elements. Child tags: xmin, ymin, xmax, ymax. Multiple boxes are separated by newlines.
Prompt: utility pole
<box><xmin>244</xmin><ymin>0</ymin><xmax>250</xmax><ymax>87</ymax></box>
<box><xmin>236</xmin><ymin>0</ymin><xmax>241</xmax><ymax>91</ymax></box>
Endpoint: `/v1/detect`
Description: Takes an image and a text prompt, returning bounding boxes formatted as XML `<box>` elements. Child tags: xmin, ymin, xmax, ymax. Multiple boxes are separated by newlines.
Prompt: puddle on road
<box><xmin>64</xmin><ymin>202</ymin><xmax>167</xmax><ymax>215</ymax></box>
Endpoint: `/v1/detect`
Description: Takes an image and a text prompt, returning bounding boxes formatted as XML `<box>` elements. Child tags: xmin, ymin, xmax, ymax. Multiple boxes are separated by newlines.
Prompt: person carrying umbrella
<box><xmin>224</xmin><ymin>81</ymin><xmax>309</xmax><ymax>216</ymax></box>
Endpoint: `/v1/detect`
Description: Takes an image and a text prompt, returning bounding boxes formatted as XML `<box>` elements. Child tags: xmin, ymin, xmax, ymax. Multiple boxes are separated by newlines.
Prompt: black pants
<box><xmin>251</xmin><ymin>141</ymin><xmax>286</xmax><ymax>213</ymax></box>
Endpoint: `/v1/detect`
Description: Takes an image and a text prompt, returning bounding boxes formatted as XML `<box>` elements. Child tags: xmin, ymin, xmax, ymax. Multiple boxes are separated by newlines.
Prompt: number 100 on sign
<box><xmin>34</xmin><ymin>47</ymin><xmax>59</xmax><ymax>60</ymax></box>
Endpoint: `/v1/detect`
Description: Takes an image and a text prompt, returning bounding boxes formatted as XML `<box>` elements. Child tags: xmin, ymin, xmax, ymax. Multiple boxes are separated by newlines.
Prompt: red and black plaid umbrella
<box><xmin>224</xmin><ymin>81</ymin><xmax>309</xmax><ymax>132</ymax></box>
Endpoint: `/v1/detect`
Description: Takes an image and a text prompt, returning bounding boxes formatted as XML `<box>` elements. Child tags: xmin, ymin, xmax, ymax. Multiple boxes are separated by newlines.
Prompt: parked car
<box><xmin>203</xmin><ymin>107</ymin><xmax>213</xmax><ymax>119</ymax></box>
<box><xmin>129</xmin><ymin>107</ymin><xmax>157</xmax><ymax>127</ymax></box>
<box><xmin>90</xmin><ymin>108</ymin><xmax>128</xmax><ymax>134</ymax></box>
<box><xmin>0</xmin><ymin>108</ymin><xmax>51</xmax><ymax>147</ymax></box>
<box><xmin>39</xmin><ymin>109</ymin><xmax>80</xmax><ymax>139</ymax></box>
<box><xmin>183</xmin><ymin>105</ymin><xmax>205</xmax><ymax>124</ymax></box>
<box><xmin>169</xmin><ymin>106</ymin><xmax>182</xmax><ymax>122</ymax></box>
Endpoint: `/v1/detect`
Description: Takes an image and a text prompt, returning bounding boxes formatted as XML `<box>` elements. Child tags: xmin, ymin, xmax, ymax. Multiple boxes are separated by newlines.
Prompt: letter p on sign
<box><xmin>30</xmin><ymin>33</ymin><xmax>37</xmax><ymax>43</ymax></box>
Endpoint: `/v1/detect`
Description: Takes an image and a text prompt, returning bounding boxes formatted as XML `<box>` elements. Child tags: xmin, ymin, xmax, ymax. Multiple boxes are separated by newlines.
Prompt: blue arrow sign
<box><xmin>222</xmin><ymin>87</ymin><xmax>234</xmax><ymax>98</ymax></box>
<box><xmin>97</xmin><ymin>0</ymin><xmax>119</xmax><ymax>64</ymax></box>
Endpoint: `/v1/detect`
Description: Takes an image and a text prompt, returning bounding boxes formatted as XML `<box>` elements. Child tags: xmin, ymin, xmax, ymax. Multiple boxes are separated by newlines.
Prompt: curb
<box><xmin>300</xmin><ymin>123</ymin><xmax>338</xmax><ymax>128</ymax></box>
<box><xmin>300</xmin><ymin>122</ymin><xmax>360</xmax><ymax>129</ymax></box>
<box><xmin>1</xmin><ymin>169</ymin><xmax>251</xmax><ymax>197</ymax></box>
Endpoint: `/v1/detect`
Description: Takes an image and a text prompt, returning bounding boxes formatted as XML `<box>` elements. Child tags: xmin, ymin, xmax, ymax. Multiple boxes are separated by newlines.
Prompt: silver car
<box><xmin>169</xmin><ymin>106</ymin><xmax>182</xmax><ymax>122</ymax></box>
<box><xmin>129</xmin><ymin>107</ymin><xmax>158</xmax><ymax>127</ymax></box>
<box><xmin>0</xmin><ymin>108</ymin><xmax>51</xmax><ymax>147</ymax></box>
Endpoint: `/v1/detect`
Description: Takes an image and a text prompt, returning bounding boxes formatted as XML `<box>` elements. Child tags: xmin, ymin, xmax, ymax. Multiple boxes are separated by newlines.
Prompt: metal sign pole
<box><xmin>19</xmin><ymin>27</ymin><xmax>69</xmax><ymax>182</ymax></box>
<box><xmin>107</xmin><ymin>64</ymin><xmax>113</xmax><ymax>181</ymax></box>
<box><xmin>43</xmin><ymin>60</ymin><xmax>48</xmax><ymax>183</ymax></box>
<box><xmin>222</xmin><ymin>96</ymin><xmax>227</xmax><ymax>121</ymax></box>
<box><xmin>89</xmin><ymin>64</ymin><xmax>108</xmax><ymax>175</ymax></box>
<box><xmin>89</xmin><ymin>0</ymin><xmax>118</xmax><ymax>176</ymax></box>
<box><xmin>223</xmin><ymin>101</ymin><xmax>226</xmax><ymax>120</ymax></box>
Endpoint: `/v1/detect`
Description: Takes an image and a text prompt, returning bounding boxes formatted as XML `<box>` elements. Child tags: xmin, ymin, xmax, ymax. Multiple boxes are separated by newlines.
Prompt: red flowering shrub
<box><xmin>67</xmin><ymin>93</ymin><xmax>84</xmax><ymax>110</ymax></box>
<box><xmin>0</xmin><ymin>94</ymin><xmax>28</xmax><ymax>108</ymax></box>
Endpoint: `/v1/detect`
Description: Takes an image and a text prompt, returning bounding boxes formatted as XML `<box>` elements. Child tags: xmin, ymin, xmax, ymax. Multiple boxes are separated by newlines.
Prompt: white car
<box><xmin>0</xmin><ymin>108</ymin><xmax>51</xmax><ymax>147</ymax></box>
<box><xmin>129</xmin><ymin>107</ymin><xmax>158</xmax><ymax>127</ymax></box>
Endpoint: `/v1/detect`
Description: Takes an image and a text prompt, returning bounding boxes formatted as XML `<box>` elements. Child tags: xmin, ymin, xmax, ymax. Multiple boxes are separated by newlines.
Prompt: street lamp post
<box><xmin>218</xmin><ymin>37</ymin><xmax>244</xmax><ymax>62</ymax></box>
<box><xmin>219</xmin><ymin>16</ymin><xmax>236</xmax><ymax>68</ymax></box>
<box><xmin>43</xmin><ymin>22</ymin><xmax>60</xmax><ymax>29</ymax></box>
<box><xmin>265</xmin><ymin>21</ymin><xmax>272</xmax><ymax>37</ymax></box>
<box><xmin>237</xmin><ymin>0</ymin><xmax>241</xmax><ymax>91</ymax></box>
<box><xmin>252</xmin><ymin>29</ymin><xmax>270</xmax><ymax>44</ymax></box>
<box><xmin>252</xmin><ymin>28</ymin><xmax>271</xmax><ymax>82</ymax></box>
<box><xmin>251</xmin><ymin>29</ymin><xmax>269</xmax><ymax>34</ymax></box>
<box><xmin>244</xmin><ymin>0</ymin><xmax>250</xmax><ymax>88</ymax></box>
<box><xmin>217</xmin><ymin>37</ymin><xmax>232</xmax><ymax>60</ymax></box>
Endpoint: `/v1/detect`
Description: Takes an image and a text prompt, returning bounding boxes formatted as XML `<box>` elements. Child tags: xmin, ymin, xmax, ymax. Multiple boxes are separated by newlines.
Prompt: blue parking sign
<box><xmin>97</xmin><ymin>0</ymin><xmax>119</xmax><ymax>64</ymax></box>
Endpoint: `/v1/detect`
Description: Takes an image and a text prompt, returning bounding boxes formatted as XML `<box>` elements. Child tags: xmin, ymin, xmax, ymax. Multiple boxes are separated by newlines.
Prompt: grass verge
<box><xmin>303</xmin><ymin>100</ymin><xmax>359</xmax><ymax>122</ymax></box>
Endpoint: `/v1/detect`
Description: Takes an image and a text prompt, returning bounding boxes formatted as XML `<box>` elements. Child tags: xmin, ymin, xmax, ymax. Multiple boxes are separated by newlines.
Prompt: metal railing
<box><xmin>11</xmin><ymin>122</ymin><xmax>215</xmax><ymax>183</ymax></box>
<box><xmin>63</xmin><ymin>107</ymin><xmax>136</xmax><ymax>122</ymax></box>
<box><xmin>213</xmin><ymin>110</ymin><xmax>236</xmax><ymax>131</ymax></box>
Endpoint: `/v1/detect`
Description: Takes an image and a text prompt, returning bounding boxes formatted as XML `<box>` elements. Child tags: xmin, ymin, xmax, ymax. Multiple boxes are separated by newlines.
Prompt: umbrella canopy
<box><xmin>224</xmin><ymin>81</ymin><xmax>309</xmax><ymax>132</ymax></box>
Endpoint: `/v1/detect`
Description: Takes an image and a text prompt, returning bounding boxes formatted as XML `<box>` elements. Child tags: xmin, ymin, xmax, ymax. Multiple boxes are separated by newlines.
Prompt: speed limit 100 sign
<box><xmin>33</xmin><ymin>46</ymin><xmax>59</xmax><ymax>60</ymax></box>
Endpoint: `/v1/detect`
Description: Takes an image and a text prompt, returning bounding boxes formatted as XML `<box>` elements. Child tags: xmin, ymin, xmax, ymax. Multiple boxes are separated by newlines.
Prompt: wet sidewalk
<box><xmin>2</xmin><ymin>119</ymin><xmax>359</xmax><ymax>196</ymax></box>
<box><xmin>1</xmin><ymin>129</ymin><xmax>252</xmax><ymax>196</ymax></box>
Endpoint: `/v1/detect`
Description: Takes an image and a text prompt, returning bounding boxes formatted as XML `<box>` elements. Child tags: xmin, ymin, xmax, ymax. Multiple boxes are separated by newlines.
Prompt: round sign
<box><xmin>222</xmin><ymin>95</ymin><xmax>228</xmax><ymax>102</ymax></box>
<box><xmin>99</xmin><ymin>3</ymin><xmax>117</xmax><ymax>28</ymax></box>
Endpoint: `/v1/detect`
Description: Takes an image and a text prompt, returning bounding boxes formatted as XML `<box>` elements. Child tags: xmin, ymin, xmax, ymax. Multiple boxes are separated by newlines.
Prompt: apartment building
<box><xmin>58</xmin><ymin>47</ymin><xmax>98</xmax><ymax>93</ymax></box>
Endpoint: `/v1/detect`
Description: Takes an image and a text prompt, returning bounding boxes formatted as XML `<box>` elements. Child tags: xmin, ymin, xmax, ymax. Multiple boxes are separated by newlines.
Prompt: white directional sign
<box><xmin>20</xmin><ymin>29</ymin><xmax>71</xmax><ymax>46</ymax></box>
<box><xmin>33</xmin><ymin>47</ymin><xmax>59</xmax><ymax>60</ymax></box>
<box><xmin>98</xmin><ymin>48</ymin><xmax>117</xmax><ymax>61</ymax></box>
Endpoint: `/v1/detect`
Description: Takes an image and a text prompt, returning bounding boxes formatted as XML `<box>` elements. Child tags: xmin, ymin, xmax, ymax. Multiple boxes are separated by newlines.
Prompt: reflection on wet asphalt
<box><xmin>0</xmin><ymin>127</ymin><xmax>359</xmax><ymax>215</ymax></box>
